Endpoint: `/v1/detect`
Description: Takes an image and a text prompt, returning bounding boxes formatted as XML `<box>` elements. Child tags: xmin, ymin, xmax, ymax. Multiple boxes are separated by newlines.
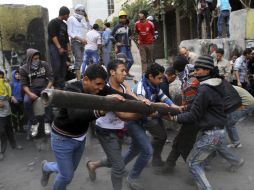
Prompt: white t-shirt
<box><xmin>67</xmin><ymin>16</ymin><xmax>90</xmax><ymax>40</ymax></box>
<box><xmin>85</xmin><ymin>29</ymin><xmax>102</xmax><ymax>51</ymax></box>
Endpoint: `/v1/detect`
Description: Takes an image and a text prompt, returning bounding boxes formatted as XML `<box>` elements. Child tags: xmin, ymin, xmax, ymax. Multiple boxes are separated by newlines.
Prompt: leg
<box><xmin>139</xmin><ymin>45</ymin><xmax>147</xmax><ymax>73</ymax></box>
<box><xmin>72</xmin><ymin>41</ymin><xmax>84</xmax><ymax>80</ymax></box>
<box><xmin>43</xmin><ymin>132</ymin><xmax>86</xmax><ymax>190</ymax></box>
<box><xmin>124</xmin><ymin>121</ymin><xmax>153</xmax><ymax>179</ymax></box>
<box><xmin>197</xmin><ymin>13</ymin><xmax>203</xmax><ymax>38</ymax></box>
<box><xmin>204</xmin><ymin>8</ymin><xmax>211</xmax><ymax>38</ymax></box>
<box><xmin>97</xmin><ymin>131</ymin><xmax>125</xmax><ymax>190</ymax></box>
<box><xmin>126</xmin><ymin>47</ymin><xmax>134</xmax><ymax>72</ymax></box>
<box><xmin>0</xmin><ymin>118</ymin><xmax>8</xmax><ymax>156</ymax></box>
<box><xmin>49</xmin><ymin>45</ymin><xmax>62</xmax><ymax>89</ymax></box>
<box><xmin>146</xmin><ymin>119</ymin><xmax>167</xmax><ymax>166</ymax></box>
<box><xmin>4</xmin><ymin>116</ymin><xmax>18</xmax><ymax>148</ymax></box>
<box><xmin>91</xmin><ymin>51</ymin><xmax>99</xmax><ymax>65</ymax></box>
<box><xmin>217</xmin><ymin>12</ymin><xmax>223</xmax><ymax>37</ymax></box>
<box><xmin>146</xmin><ymin>44</ymin><xmax>154</xmax><ymax>66</ymax></box>
<box><xmin>224</xmin><ymin>11</ymin><xmax>230</xmax><ymax>37</ymax></box>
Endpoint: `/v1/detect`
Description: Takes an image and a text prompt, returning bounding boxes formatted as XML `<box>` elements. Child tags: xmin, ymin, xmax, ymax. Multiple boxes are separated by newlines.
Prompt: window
<box><xmin>107</xmin><ymin>0</ymin><xmax>114</xmax><ymax>16</ymax></box>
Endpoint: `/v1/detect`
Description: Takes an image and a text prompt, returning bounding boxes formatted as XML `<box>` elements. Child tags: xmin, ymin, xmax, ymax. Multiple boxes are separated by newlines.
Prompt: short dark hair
<box><xmin>107</xmin><ymin>60</ymin><xmax>126</xmax><ymax>76</ymax></box>
<box><xmin>93</xmin><ymin>24</ymin><xmax>99</xmax><ymax>30</ymax></box>
<box><xmin>216</xmin><ymin>48</ymin><xmax>224</xmax><ymax>55</ymax></box>
<box><xmin>84</xmin><ymin>64</ymin><xmax>107</xmax><ymax>81</ymax></box>
<box><xmin>59</xmin><ymin>6</ymin><xmax>70</xmax><ymax>16</ymax></box>
<box><xmin>243</xmin><ymin>48</ymin><xmax>252</xmax><ymax>56</ymax></box>
<box><xmin>145</xmin><ymin>63</ymin><xmax>165</xmax><ymax>78</ymax></box>
<box><xmin>104</xmin><ymin>22</ymin><xmax>110</xmax><ymax>28</ymax></box>
<box><xmin>0</xmin><ymin>70</ymin><xmax>4</xmax><ymax>77</ymax></box>
<box><xmin>139</xmin><ymin>10</ymin><xmax>148</xmax><ymax>18</ymax></box>
<box><xmin>165</xmin><ymin>66</ymin><xmax>176</xmax><ymax>75</ymax></box>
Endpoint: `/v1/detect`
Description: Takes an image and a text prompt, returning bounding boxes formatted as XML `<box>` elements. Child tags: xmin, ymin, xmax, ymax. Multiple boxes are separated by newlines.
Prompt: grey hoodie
<box><xmin>19</xmin><ymin>49</ymin><xmax>53</xmax><ymax>88</ymax></box>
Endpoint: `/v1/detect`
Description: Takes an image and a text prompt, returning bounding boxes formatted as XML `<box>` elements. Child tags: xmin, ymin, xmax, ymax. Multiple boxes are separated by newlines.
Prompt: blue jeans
<box><xmin>102</xmin><ymin>43</ymin><xmax>112</xmax><ymax>67</ymax></box>
<box><xmin>43</xmin><ymin>132</ymin><xmax>86</xmax><ymax>190</ymax></box>
<box><xmin>226</xmin><ymin>105</ymin><xmax>254</xmax><ymax>144</ymax></box>
<box><xmin>217</xmin><ymin>10</ymin><xmax>230</xmax><ymax>37</ymax></box>
<box><xmin>187</xmin><ymin>129</ymin><xmax>241</xmax><ymax>190</ymax></box>
<box><xmin>123</xmin><ymin>121</ymin><xmax>153</xmax><ymax>179</ymax></box>
<box><xmin>81</xmin><ymin>49</ymin><xmax>99</xmax><ymax>76</ymax></box>
<box><xmin>119</xmin><ymin>46</ymin><xmax>133</xmax><ymax>72</ymax></box>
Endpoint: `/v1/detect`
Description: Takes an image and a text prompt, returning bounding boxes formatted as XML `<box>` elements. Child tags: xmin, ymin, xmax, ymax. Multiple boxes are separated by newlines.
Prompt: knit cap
<box><xmin>194</xmin><ymin>55</ymin><xmax>214</xmax><ymax>70</ymax></box>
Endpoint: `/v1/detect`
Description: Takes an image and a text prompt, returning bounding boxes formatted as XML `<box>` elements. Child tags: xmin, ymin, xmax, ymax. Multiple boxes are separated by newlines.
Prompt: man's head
<box><xmin>139</xmin><ymin>10</ymin><xmax>148</xmax><ymax>20</ymax></box>
<box><xmin>59</xmin><ymin>6</ymin><xmax>70</xmax><ymax>21</ymax></box>
<box><xmin>243</xmin><ymin>48</ymin><xmax>252</xmax><ymax>60</ymax></box>
<box><xmin>82</xmin><ymin>64</ymin><xmax>108</xmax><ymax>94</ymax></box>
<box><xmin>194</xmin><ymin>55</ymin><xmax>214</xmax><ymax>80</ymax></box>
<box><xmin>145</xmin><ymin>63</ymin><xmax>165</xmax><ymax>86</ymax></box>
<box><xmin>0</xmin><ymin>70</ymin><xmax>4</xmax><ymax>79</ymax></box>
<box><xmin>216</xmin><ymin>48</ymin><xmax>224</xmax><ymax>61</ymax></box>
<box><xmin>104</xmin><ymin>22</ymin><xmax>110</xmax><ymax>28</ymax></box>
<box><xmin>173</xmin><ymin>56</ymin><xmax>189</xmax><ymax>73</ymax></box>
<box><xmin>74</xmin><ymin>4</ymin><xmax>87</xmax><ymax>17</ymax></box>
<box><xmin>93</xmin><ymin>24</ymin><xmax>99</xmax><ymax>31</ymax></box>
<box><xmin>118</xmin><ymin>10</ymin><xmax>127</xmax><ymax>24</ymax></box>
<box><xmin>210</xmin><ymin>44</ymin><xmax>218</xmax><ymax>54</ymax></box>
<box><xmin>165</xmin><ymin>67</ymin><xmax>176</xmax><ymax>83</ymax></box>
<box><xmin>107</xmin><ymin>59</ymin><xmax>127</xmax><ymax>84</ymax></box>
<box><xmin>179</xmin><ymin>47</ymin><xmax>189</xmax><ymax>58</ymax></box>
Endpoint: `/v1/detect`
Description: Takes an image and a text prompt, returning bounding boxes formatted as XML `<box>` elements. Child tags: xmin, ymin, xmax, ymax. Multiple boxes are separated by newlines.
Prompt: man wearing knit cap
<box><xmin>168</xmin><ymin>55</ymin><xmax>244</xmax><ymax>190</ymax></box>
<box><xmin>135</xmin><ymin>10</ymin><xmax>155</xmax><ymax>73</ymax></box>
<box><xmin>67</xmin><ymin>4</ymin><xmax>91</xmax><ymax>80</ymax></box>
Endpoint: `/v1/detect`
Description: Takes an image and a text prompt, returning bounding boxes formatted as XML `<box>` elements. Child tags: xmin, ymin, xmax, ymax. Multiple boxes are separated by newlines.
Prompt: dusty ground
<box><xmin>0</xmin><ymin>116</ymin><xmax>254</xmax><ymax>190</ymax></box>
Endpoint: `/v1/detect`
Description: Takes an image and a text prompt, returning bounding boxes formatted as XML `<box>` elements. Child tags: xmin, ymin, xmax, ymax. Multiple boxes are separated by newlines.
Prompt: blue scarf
<box><xmin>142</xmin><ymin>75</ymin><xmax>160</xmax><ymax>102</ymax></box>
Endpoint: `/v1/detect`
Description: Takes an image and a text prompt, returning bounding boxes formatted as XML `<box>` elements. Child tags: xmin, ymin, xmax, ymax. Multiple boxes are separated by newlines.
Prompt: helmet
<box><xmin>147</xmin><ymin>16</ymin><xmax>154</xmax><ymax>21</ymax></box>
<box><xmin>119</xmin><ymin>10</ymin><xmax>127</xmax><ymax>17</ymax></box>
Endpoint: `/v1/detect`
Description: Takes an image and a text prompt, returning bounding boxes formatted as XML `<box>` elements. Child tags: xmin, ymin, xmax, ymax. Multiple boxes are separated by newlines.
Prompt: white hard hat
<box><xmin>147</xmin><ymin>16</ymin><xmax>154</xmax><ymax>21</ymax></box>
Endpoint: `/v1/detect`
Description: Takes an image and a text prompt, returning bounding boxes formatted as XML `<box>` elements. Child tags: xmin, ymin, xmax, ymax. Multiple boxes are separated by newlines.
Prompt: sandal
<box><xmin>86</xmin><ymin>160</ymin><xmax>96</xmax><ymax>181</ymax></box>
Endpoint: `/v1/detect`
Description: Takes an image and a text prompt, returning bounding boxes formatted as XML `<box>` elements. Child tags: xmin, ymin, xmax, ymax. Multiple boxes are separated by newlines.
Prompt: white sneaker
<box><xmin>227</xmin><ymin>143</ymin><xmax>243</xmax><ymax>148</ymax></box>
<box><xmin>44</xmin><ymin>123</ymin><xmax>51</xmax><ymax>135</ymax></box>
<box><xmin>31</xmin><ymin>123</ymin><xmax>39</xmax><ymax>137</ymax></box>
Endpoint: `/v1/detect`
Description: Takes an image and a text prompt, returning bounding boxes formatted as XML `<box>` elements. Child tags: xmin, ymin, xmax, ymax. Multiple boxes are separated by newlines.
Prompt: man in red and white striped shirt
<box><xmin>135</xmin><ymin>10</ymin><xmax>155</xmax><ymax>73</ymax></box>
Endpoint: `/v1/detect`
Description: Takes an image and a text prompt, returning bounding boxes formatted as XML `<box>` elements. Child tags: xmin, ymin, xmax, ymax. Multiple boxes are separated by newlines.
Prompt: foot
<box><xmin>229</xmin><ymin>158</ymin><xmax>245</xmax><ymax>172</ymax></box>
<box><xmin>126</xmin><ymin>176</ymin><xmax>144</xmax><ymax>190</ymax></box>
<box><xmin>154</xmin><ymin>164</ymin><xmax>175</xmax><ymax>175</ymax></box>
<box><xmin>0</xmin><ymin>153</ymin><xmax>4</xmax><ymax>161</ymax></box>
<box><xmin>227</xmin><ymin>143</ymin><xmax>242</xmax><ymax>148</ymax></box>
<box><xmin>40</xmin><ymin>160</ymin><xmax>52</xmax><ymax>187</ymax></box>
<box><xmin>44</xmin><ymin>123</ymin><xmax>51</xmax><ymax>135</ymax></box>
<box><xmin>86</xmin><ymin>160</ymin><xmax>96</xmax><ymax>182</ymax></box>
<box><xmin>31</xmin><ymin>123</ymin><xmax>39</xmax><ymax>137</ymax></box>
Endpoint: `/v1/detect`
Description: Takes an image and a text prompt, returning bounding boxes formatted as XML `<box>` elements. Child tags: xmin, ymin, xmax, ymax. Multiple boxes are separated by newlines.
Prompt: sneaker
<box><xmin>229</xmin><ymin>158</ymin><xmax>245</xmax><ymax>172</ymax></box>
<box><xmin>40</xmin><ymin>160</ymin><xmax>52</xmax><ymax>187</ymax></box>
<box><xmin>44</xmin><ymin>123</ymin><xmax>51</xmax><ymax>135</ymax></box>
<box><xmin>227</xmin><ymin>143</ymin><xmax>242</xmax><ymax>148</ymax></box>
<box><xmin>126</xmin><ymin>176</ymin><xmax>144</xmax><ymax>190</ymax></box>
<box><xmin>30</xmin><ymin>123</ymin><xmax>39</xmax><ymax>137</ymax></box>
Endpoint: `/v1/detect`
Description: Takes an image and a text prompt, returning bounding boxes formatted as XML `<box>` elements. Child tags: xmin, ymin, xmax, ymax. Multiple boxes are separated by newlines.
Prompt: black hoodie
<box><xmin>177</xmin><ymin>78</ymin><xmax>227</xmax><ymax>131</ymax></box>
<box><xmin>20</xmin><ymin>49</ymin><xmax>53</xmax><ymax>88</ymax></box>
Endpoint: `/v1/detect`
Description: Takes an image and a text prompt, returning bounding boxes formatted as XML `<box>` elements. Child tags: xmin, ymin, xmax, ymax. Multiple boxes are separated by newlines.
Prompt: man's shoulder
<box><xmin>64</xmin><ymin>81</ymin><xmax>83</xmax><ymax>93</ymax></box>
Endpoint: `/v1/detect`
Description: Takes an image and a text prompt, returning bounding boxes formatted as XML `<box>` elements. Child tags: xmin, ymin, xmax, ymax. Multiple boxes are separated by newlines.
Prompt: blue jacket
<box><xmin>218</xmin><ymin>0</ymin><xmax>231</xmax><ymax>11</ymax></box>
<box><xmin>10</xmin><ymin>70</ymin><xmax>23</xmax><ymax>102</ymax></box>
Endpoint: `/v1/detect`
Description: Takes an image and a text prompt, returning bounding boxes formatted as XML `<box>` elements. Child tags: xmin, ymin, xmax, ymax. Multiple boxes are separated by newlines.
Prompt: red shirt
<box><xmin>135</xmin><ymin>20</ymin><xmax>154</xmax><ymax>45</ymax></box>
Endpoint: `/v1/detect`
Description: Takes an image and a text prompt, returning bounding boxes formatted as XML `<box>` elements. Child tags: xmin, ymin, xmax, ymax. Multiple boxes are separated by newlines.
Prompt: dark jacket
<box><xmin>177</xmin><ymin>78</ymin><xmax>227</xmax><ymax>131</ymax></box>
<box><xmin>53</xmin><ymin>81</ymin><xmax>135</xmax><ymax>138</ymax></box>
<box><xmin>111</xmin><ymin>23</ymin><xmax>132</xmax><ymax>46</ymax></box>
<box><xmin>19</xmin><ymin>49</ymin><xmax>53</xmax><ymax>88</ymax></box>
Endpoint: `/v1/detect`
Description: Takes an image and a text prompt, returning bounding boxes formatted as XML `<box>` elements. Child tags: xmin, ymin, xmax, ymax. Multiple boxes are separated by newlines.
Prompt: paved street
<box><xmin>0</xmin><ymin>116</ymin><xmax>254</xmax><ymax>190</ymax></box>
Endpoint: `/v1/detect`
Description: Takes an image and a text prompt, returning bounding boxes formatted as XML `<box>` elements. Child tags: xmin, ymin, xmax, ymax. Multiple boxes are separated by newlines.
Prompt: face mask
<box><xmin>31</xmin><ymin>60</ymin><xmax>40</xmax><ymax>70</ymax></box>
<box><xmin>74</xmin><ymin>13</ymin><xmax>84</xmax><ymax>22</ymax></box>
<box><xmin>195</xmin><ymin>74</ymin><xmax>210</xmax><ymax>82</ymax></box>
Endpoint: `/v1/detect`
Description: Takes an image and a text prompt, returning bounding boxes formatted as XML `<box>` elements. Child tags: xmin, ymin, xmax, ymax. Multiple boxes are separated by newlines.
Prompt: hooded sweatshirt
<box><xmin>0</xmin><ymin>78</ymin><xmax>11</xmax><ymax>117</ymax></box>
<box><xmin>177</xmin><ymin>78</ymin><xmax>227</xmax><ymax>131</ymax></box>
<box><xmin>19</xmin><ymin>49</ymin><xmax>53</xmax><ymax>88</ymax></box>
<box><xmin>10</xmin><ymin>70</ymin><xmax>23</xmax><ymax>102</ymax></box>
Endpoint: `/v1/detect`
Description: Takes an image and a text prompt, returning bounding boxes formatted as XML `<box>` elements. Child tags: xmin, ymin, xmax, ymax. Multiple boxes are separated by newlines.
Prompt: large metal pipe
<box><xmin>41</xmin><ymin>89</ymin><xmax>179</xmax><ymax>115</ymax></box>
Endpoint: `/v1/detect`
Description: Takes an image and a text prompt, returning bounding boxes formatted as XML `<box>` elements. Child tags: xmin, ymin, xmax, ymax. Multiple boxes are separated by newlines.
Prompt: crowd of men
<box><xmin>1</xmin><ymin>2</ymin><xmax>254</xmax><ymax>190</ymax></box>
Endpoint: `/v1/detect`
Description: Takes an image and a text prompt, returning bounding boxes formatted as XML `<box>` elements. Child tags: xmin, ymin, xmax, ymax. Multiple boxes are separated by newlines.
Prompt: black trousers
<box><xmin>197</xmin><ymin>8</ymin><xmax>211</xmax><ymax>39</ymax></box>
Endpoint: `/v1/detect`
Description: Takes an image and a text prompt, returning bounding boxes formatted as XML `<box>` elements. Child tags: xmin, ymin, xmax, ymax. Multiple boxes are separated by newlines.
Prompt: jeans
<box><xmin>71</xmin><ymin>40</ymin><xmax>84</xmax><ymax>70</ymax></box>
<box><xmin>197</xmin><ymin>8</ymin><xmax>211</xmax><ymax>39</ymax></box>
<box><xmin>139</xmin><ymin>44</ymin><xmax>154</xmax><ymax>73</ymax></box>
<box><xmin>49</xmin><ymin>44</ymin><xmax>67</xmax><ymax>89</ymax></box>
<box><xmin>123</xmin><ymin>121</ymin><xmax>153</xmax><ymax>179</ymax></box>
<box><xmin>217</xmin><ymin>10</ymin><xmax>230</xmax><ymax>37</ymax></box>
<box><xmin>81</xmin><ymin>49</ymin><xmax>99</xmax><ymax>76</ymax></box>
<box><xmin>43</xmin><ymin>132</ymin><xmax>86</xmax><ymax>190</ymax></box>
<box><xmin>119</xmin><ymin>46</ymin><xmax>134</xmax><ymax>72</ymax></box>
<box><xmin>226</xmin><ymin>105</ymin><xmax>254</xmax><ymax>144</ymax></box>
<box><xmin>102</xmin><ymin>43</ymin><xmax>112</xmax><ymax>67</ymax></box>
<box><xmin>96</xmin><ymin>127</ymin><xmax>124</xmax><ymax>190</ymax></box>
<box><xmin>187</xmin><ymin>129</ymin><xmax>242</xmax><ymax>190</ymax></box>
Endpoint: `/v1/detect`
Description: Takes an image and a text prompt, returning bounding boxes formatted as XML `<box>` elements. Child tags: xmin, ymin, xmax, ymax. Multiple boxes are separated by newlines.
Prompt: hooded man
<box><xmin>20</xmin><ymin>48</ymin><xmax>53</xmax><ymax>138</ymax></box>
<box><xmin>67</xmin><ymin>4</ymin><xmax>91</xmax><ymax>80</ymax></box>
<box><xmin>169</xmin><ymin>55</ymin><xmax>244</xmax><ymax>190</ymax></box>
